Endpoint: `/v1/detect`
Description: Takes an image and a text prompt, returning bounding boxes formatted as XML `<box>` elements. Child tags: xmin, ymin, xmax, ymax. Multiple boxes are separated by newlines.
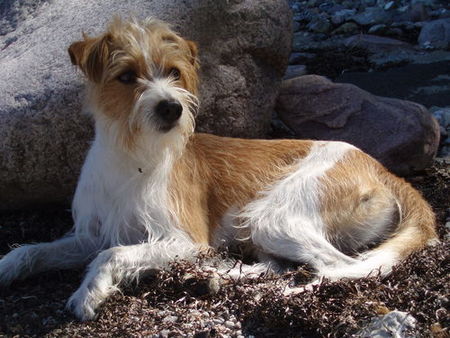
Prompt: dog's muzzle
<box><xmin>155</xmin><ymin>99</ymin><xmax>183</xmax><ymax>131</ymax></box>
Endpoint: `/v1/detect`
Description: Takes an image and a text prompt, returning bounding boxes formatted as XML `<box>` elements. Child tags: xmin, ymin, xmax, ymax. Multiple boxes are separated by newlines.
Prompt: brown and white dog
<box><xmin>0</xmin><ymin>17</ymin><xmax>438</xmax><ymax>321</ymax></box>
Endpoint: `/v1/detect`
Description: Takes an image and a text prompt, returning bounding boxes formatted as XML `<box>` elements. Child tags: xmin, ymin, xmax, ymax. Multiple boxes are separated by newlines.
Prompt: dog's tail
<box><xmin>320</xmin><ymin>172</ymin><xmax>438</xmax><ymax>281</ymax></box>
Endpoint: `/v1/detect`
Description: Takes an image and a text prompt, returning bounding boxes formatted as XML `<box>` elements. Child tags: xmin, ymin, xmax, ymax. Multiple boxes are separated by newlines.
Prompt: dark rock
<box><xmin>409</xmin><ymin>3</ymin><xmax>430</xmax><ymax>22</ymax></box>
<box><xmin>331</xmin><ymin>9</ymin><xmax>357</xmax><ymax>25</ymax></box>
<box><xmin>283</xmin><ymin>65</ymin><xmax>308</xmax><ymax>80</ymax></box>
<box><xmin>333</xmin><ymin>22</ymin><xmax>360</xmax><ymax>35</ymax></box>
<box><xmin>345</xmin><ymin>34</ymin><xmax>413</xmax><ymax>52</ymax></box>
<box><xmin>276</xmin><ymin>75</ymin><xmax>440</xmax><ymax>175</ymax></box>
<box><xmin>418</xmin><ymin>18</ymin><xmax>450</xmax><ymax>49</ymax></box>
<box><xmin>353</xmin><ymin>6</ymin><xmax>393</xmax><ymax>26</ymax></box>
<box><xmin>368</xmin><ymin>23</ymin><xmax>388</xmax><ymax>35</ymax></box>
<box><xmin>307</xmin><ymin>17</ymin><xmax>332</xmax><ymax>33</ymax></box>
<box><xmin>293</xmin><ymin>32</ymin><xmax>348</xmax><ymax>52</ymax></box>
<box><xmin>289</xmin><ymin>52</ymin><xmax>316</xmax><ymax>64</ymax></box>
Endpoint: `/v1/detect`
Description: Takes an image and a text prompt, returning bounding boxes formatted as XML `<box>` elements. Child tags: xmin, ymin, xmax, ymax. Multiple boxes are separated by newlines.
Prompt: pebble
<box><xmin>162</xmin><ymin>315</ymin><xmax>178</xmax><ymax>323</ymax></box>
<box><xmin>368</xmin><ymin>23</ymin><xmax>387</xmax><ymax>34</ymax></box>
<box><xmin>213</xmin><ymin>318</ymin><xmax>225</xmax><ymax>325</ymax></box>
<box><xmin>307</xmin><ymin>17</ymin><xmax>332</xmax><ymax>33</ymax></box>
<box><xmin>333</xmin><ymin>22</ymin><xmax>359</xmax><ymax>34</ymax></box>
<box><xmin>224</xmin><ymin>320</ymin><xmax>235</xmax><ymax>329</ymax></box>
<box><xmin>384</xmin><ymin>1</ymin><xmax>395</xmax><ymax>11</ymax></box>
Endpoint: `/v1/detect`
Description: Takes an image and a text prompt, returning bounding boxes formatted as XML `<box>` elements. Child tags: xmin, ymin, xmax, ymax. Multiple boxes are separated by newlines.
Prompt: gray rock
<box><xmin>293</xmin><ymin>32</ymin><xmax>348</xmax><ymax>52</ymax></box>
<box><xmin>384</xmin><ymin>1</ymin><xmax>395</xmax><ymax>11</ymax></box>
<box><xmin>333</xmin><ymin>22</ymin><xmax>360</xmax><ymax>35</ymax></box>
<box><xmin>431</xmin><ymin>107</ymin><xmax>450</xmax><ymax>157</ymax></box>
<box><xmin>353</xmin><ymin>6</ymin><xmax>392</xmax><ymax>26</ymax></box>
<box><xmin>357</xmin><ymin>311</ymin><xmax>417</xmax><ymax>337</ymax></box>
<box><xmin>276</xmin><ymin>75</ymin><xmax>440</xmax><ymax>175</ymax></box>
<box><xmin>418</xmin><ymin>18</ymin><xmax>450</xmax><ymax>49</ymax></box>
<box><xmin>331</xmin><ymin>9</ymin><xmax>357</xmax><ymax>25</ymax></box>
<box><xmin>0</xmin><ymin>0</ymin><xmax>292</xmax><ymax>209</ymax></box>
<box><xmin>162</xmin><ymin>315</ymin><xmax>178</xmax><ymax>324</ymax></box>
<box><xmin>368</xmin><ymin>24</ymin><xmax>388</xmax><ymax>34</ymax></box>
<box><xmin>307</xmin><ymin>17</ymin><xmax>332</xmax><ymax>33</ymax></box>
<box><xmin>345</xmin><ymin>34</ymin><xmax>413</xmax><ymax>52</ymax></box>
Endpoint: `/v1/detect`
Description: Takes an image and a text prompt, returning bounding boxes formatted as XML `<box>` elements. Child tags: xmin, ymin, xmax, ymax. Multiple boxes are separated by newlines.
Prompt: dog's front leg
<box><xmin>0</xmin><ymin>234</ymin><xmax>98</xmax><ymax>286</ymax></box>
<box><xmin>66</xmin><ymin>237</ymin><xmax>197</xmax><ymax>321</ymax></box>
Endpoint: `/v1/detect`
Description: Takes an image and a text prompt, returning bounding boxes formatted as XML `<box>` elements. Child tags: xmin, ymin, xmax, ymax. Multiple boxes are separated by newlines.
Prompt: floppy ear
<box><xmin>185</xmin><ymin>40</ymin><xmax>199</xmax><ymax>69</ymax></box>
<box><xmin>68</xmin><ymin>34</ymin><xmax>112</xmax><ymax>83</ymax></box>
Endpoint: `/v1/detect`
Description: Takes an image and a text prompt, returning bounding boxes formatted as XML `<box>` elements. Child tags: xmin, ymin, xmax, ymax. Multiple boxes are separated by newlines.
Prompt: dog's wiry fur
<box><xmin>0</xmin><ymin>17</ymin><xmax>438</xmax><ymax>321</ymax></box>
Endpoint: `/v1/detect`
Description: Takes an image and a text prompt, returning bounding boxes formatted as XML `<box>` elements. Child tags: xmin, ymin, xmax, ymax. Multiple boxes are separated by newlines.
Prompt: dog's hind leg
<box><xmin>0</xmin><ymin>234</ymin><xmax>98</xmax><ymax>286</ymax></box>
<box><xmin>66</xmin><ymin>237</ymin><xmax>198</xmax><ymax>321</ymax></box>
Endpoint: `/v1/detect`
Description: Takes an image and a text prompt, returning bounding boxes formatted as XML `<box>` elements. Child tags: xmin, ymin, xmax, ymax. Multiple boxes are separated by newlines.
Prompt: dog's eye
<box><xmin>169</xmin><ymin>68</ymin><xmax>181</xmax><ymax>80</ymax></box>
<box><xmin>117</xmin><ymin>70</ymin><xmax>137</xmax><ymax>84</ymax></box>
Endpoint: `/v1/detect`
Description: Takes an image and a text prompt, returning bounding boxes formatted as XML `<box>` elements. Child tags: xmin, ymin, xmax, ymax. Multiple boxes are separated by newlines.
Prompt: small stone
<box><xmin>398</xmin><ymin>5</ymin><xmax>409</xmax><ymax>13</ymax></box>
<box><xmin>162</xmin><ymin>315</ymin><xmax>178</xmax><ymax>324</ymax></box>
<box><xmin>159</xmin><ymin>330</ymin><xmax>170</xmax><ymax>338</ymax></box>
<box><xmin>307</xmin><ymin>17</ymin><xmax>332</xmax><ymax>33</ymax></box>
<box><xmin>213</xmin><ymin>318</ymin><xmax>224</xmax><ymax>325</ymax></box>
<box><xmin>307</xmin><ymin>0</ymin><xmax>318</xmax><ymax>8</ymax></box>
<box><xmin>353</xmin><ymin>6</ymin><xmax>392</xmax><ymax>25</ymax></box>
<box><xmin>363</xmin><ymin>0</ymin><xmax>376</xmax><ymax>6</ymax></box>
<box><xmin>368</xmin><ymin>24</ymin><xmax>388</xmax><ymax>34</ymax></box>
<box><xmin>331</xmin><ymin>9</ymin><xmax>357</xmax><ymax>25</ymax></box>
<box><xmin>384</xmin><ymin>1</ymin><xmax>395</xmax><ymax>11</ymax></box>
<box><xmin>224</xmin><ymin>320</ymin><xmax>235</xmax><ymax>329</ymax></box>
<box><xmin>333</xmin><ymin>22</ymin><xmax>360</xmax><ymax>35</ymax></box>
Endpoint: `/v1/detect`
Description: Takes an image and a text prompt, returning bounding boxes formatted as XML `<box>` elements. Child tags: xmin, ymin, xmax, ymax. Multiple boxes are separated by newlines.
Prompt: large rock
<box><xmin>276</xmin><ymin>75</ymin><xmax>440</xmax><ymax>175</ymax></box>
<box><xmin>0</xmin><ymin>0</ymin><xmax>292</xmax><ymax>209</ymax></box>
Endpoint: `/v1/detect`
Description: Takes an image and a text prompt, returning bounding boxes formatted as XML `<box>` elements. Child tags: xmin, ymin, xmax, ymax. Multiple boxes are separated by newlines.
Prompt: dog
<box><xmin>0</xmin><ymin>17</ymin><xmax>438</xmax><ymax>321</ymax></box>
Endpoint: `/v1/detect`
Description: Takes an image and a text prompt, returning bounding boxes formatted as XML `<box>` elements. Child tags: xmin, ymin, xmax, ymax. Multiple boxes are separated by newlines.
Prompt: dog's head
<box><xmin>69</xmin><ymin>17</ymin><xmax>199</xmax><ymax>150</ymax></box>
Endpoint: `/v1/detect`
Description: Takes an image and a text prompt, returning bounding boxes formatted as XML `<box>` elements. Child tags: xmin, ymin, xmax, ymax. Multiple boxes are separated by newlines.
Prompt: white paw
<box><xmin>0</xmin><ymin>248</ymin><xmax>28</xmax><ymax>286</ymax></box>
<box><xmin>66</xmin><ymin>286</ymin><xmax>102</xmax><ymax>321</ymax></box>
<box><xmin>0</xmin><ymin>259</ymin><xmax>13</xmax><ymax>286</ymax></box>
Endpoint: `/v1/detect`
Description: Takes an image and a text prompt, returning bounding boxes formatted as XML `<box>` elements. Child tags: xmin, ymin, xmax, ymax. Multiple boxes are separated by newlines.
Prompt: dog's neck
<box><xmin>92</xmin><ymin>115</ymin><xmax>187</xmax><ymax>177</ymax></box>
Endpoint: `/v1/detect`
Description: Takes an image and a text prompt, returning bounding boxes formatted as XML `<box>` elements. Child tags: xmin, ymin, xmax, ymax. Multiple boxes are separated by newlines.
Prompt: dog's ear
<box><xmin>185</xmin><ymin>40</ymin><xmax>199</xmax><ymax>69</ymax></box>
<box><xmin>68</xmin><ymin>34</ymin><xmax>112</xmax><ymax>83</ymax></box>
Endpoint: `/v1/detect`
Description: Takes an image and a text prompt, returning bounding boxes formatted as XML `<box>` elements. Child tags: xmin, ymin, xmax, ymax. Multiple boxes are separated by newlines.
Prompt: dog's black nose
<box><xmin>155</xmin><ymin>99</ymin><xmax>183</xmax><ymax>124</ymax></box>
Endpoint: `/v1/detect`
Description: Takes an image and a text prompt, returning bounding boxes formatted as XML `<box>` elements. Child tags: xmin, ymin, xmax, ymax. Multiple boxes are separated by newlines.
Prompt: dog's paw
<box><xmin>66</xmin><ymin>286</ymin><xmax>102</xmax><ymax>321</ymax></box>
<box><xmin>0</xmin><ymin>250</ymin><xmax>26</xmax><ymax>286</ymax></box>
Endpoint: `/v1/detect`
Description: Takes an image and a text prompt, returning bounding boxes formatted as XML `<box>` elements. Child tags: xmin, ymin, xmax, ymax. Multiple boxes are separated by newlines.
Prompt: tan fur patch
<box><xmin>169</xmin><ymin>134</ymin><xmax>313</xmax><ymax>244</ymax></box>
<box><xmin>320</xmin><ymin>149</ymin><xmax>437</xmax><ymax>255</ymax></box>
